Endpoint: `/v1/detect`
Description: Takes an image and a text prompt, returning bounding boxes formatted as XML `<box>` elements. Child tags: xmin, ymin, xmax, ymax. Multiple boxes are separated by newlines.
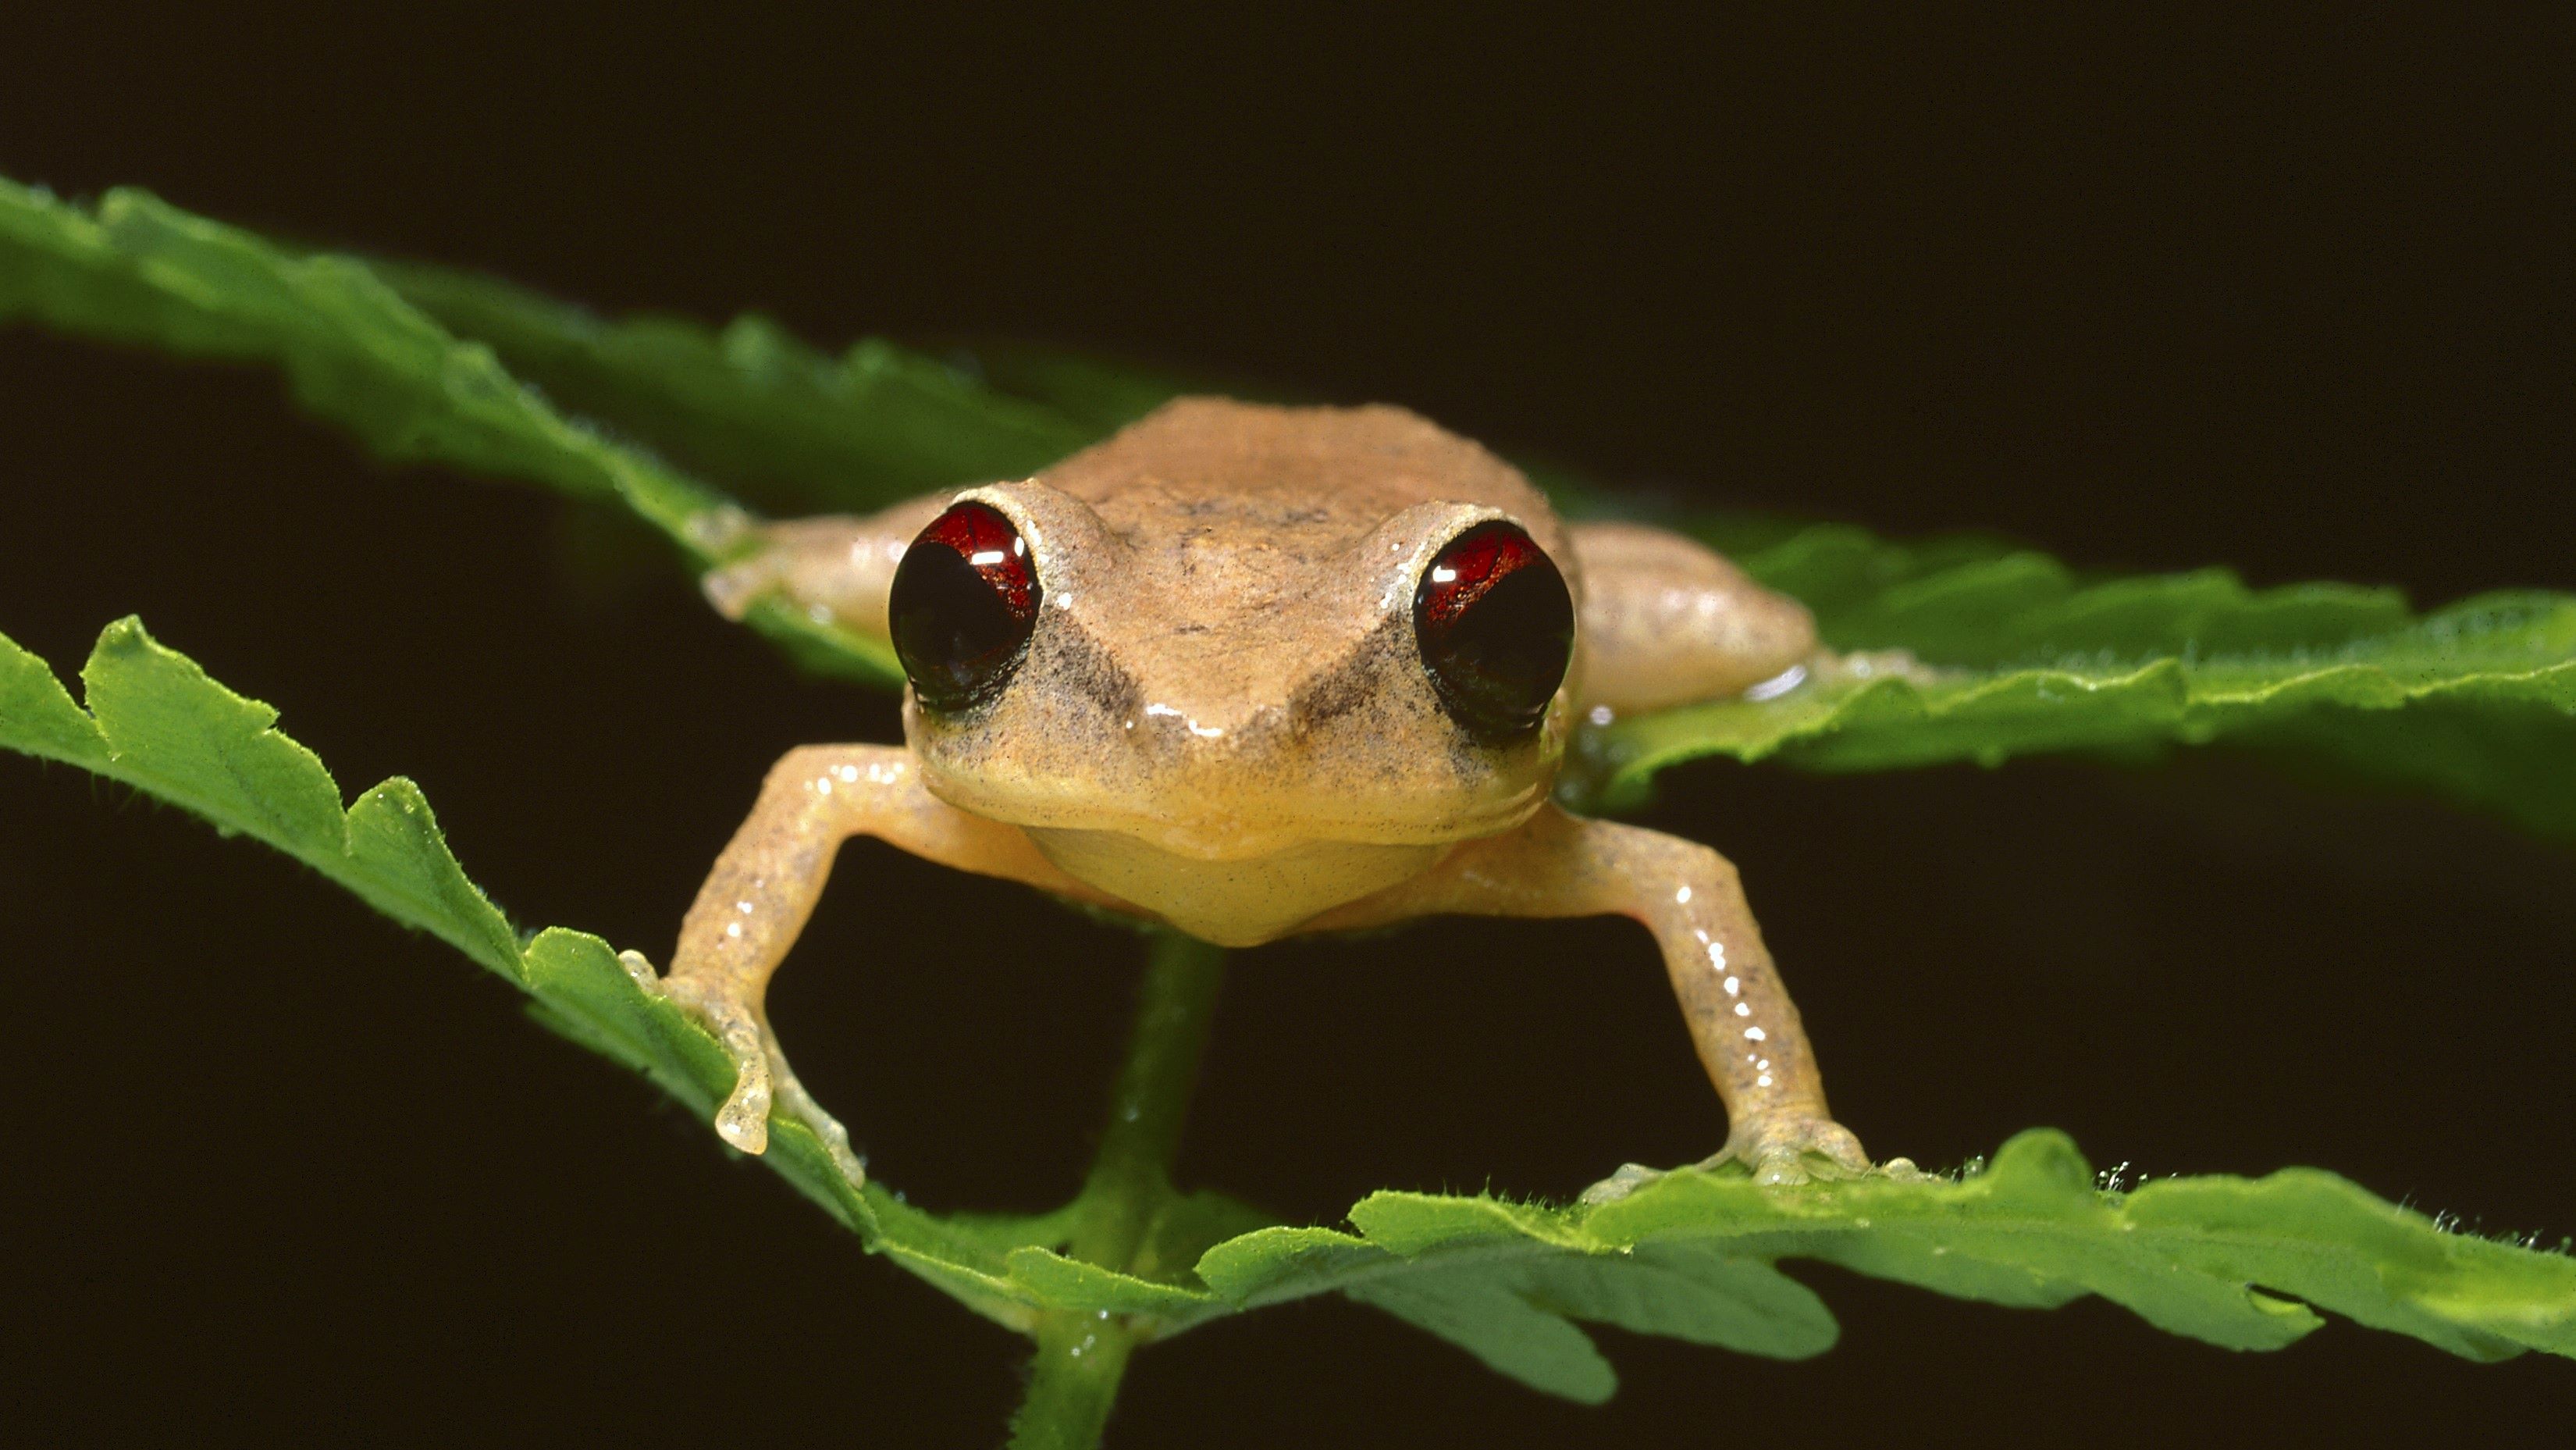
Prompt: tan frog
<box><xmin>628</xmin><ymin>397</ymin><xmax>1902</xmax><ymax>1193</ymax></box>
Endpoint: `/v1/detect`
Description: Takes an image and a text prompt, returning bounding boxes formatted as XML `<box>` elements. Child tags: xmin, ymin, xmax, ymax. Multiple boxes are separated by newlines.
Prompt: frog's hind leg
<box><xmin>1569</xmin><ymin>522</ymin><xmax>1820</xmax><ymax>716</ymax></box>
<box><xmin>692</xmin><ymin>492</ymin><xmax>954</xmax><ymax>645</ymax></box>
<box><xmin>625</xmin><ymin>743</ymin><xmax>1135</xmax><ymax>1184</ymax></box>
<box><xmin>1571</xmin><ymin>522</ymin><xmax>1944</xmax><ymax>715</ymax></box>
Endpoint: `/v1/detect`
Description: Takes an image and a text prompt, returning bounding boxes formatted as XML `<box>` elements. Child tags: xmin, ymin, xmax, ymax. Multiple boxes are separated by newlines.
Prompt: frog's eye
<box><xmin>890</xmin><ymin>501</ymin><xmax>1043</xmax><ymax>712</ymax></box>
<box><xmin>1412</xmin><ymin>520</ymin><xmax>1574</xmax><ymax>742</ymax></box>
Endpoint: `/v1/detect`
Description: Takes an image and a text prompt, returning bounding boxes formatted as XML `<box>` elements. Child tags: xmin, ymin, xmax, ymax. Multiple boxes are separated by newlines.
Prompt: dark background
<box><xmin>4</xmin><ymin>8</ymin><xmax>2572</xmax><ymax>1445</ymax></box>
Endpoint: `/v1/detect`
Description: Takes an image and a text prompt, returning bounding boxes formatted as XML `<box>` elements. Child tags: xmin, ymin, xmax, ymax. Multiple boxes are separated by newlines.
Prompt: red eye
<box><xmin>889</xmin><ymin>501</ymin><xmax>1041</xmax><ymax>711</ymax></box>
<box><xmin>1413</xmin><ymin>521</ymin><xmax>1574</xmax><ymax>742</ymax></box>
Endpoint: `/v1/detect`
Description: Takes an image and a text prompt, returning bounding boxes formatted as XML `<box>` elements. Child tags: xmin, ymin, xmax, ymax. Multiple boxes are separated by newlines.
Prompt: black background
<box><xmin>3</xmin><ymin>8</ymin><xmax>2572</xmax><ymax>1446</ymax></box>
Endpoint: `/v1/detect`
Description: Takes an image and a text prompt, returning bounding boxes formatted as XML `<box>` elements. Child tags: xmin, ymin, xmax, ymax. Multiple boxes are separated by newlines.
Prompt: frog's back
<box><xmin>1037</xmin><ymin>397</ymin><xmax>1565</xmax><ymax>565</ymax></box>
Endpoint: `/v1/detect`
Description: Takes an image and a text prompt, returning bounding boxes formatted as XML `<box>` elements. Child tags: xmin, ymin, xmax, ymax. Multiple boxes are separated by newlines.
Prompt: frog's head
<box><xmin>887</xmin><ymin>403</ymin><xmax>1579</xmax><ymax>936</ymax></box>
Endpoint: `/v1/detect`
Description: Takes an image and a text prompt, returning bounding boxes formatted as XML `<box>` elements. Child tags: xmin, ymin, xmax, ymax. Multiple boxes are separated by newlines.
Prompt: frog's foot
<box><xmin>622</xmin><ymin>950</ymin><xmax>774</xmax><ymax>1150</ymax></box>
<box><xmin>1713</xmin><ymin>1109</ymin><xmax>1875</xmax><ymax>1187</ymax></box>
<box><xmin>760</xmin><ymin>1023</ymin><xmax>867</xmax><ymax>1188</ymax></box>
<box><xmin>618</xmin><ymin>951</ymin><xmax>865</xmax><ymax>1188</ymax></box>
<box><xmin>1578</xmin><ymin>1112</ymin><xmax>1924</xmax><ymax>1205</ymax></box>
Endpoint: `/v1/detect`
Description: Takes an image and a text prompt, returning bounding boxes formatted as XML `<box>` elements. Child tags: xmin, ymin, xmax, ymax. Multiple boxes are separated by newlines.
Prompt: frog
<box><xmin>624</xmin><ymin>397</ymin><xmax>1911</xmax><ymax>1195</ymax></box>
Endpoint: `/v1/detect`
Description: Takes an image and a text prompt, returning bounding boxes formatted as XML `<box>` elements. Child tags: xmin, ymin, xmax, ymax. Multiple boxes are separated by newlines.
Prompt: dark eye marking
<box><xmin>1288</xmin><ymin>615</ymin><xmax>1404</xmax><ymax>734</ymax></box>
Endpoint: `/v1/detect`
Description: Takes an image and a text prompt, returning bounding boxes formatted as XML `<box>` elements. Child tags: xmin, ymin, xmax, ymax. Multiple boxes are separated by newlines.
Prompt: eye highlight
<box><xmin>1412</xmin><ymin>520</ymin><xmax>1574</xmax><ymax>742</ymax></box>
<box><xmin>889</xmin><ymin>501</ymin><xmax>1042</xmax><ymax>712</ymax></box>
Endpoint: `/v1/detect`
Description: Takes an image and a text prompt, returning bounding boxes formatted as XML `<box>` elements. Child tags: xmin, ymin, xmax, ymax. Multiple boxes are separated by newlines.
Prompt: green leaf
<box><xmin>1311</xmin><ymin>1202</ymin><xmax>1841</xmax><ymax>1404</ymax></box>
<box><xmin>343</xmin><ymin>779</ymin><xmax>524</xmax><ymax>980</ymax></box>
<box><xmin>40</xmin><ymin>618</ymin><xmax>522</xmax><ymax>985</ymax></box>
<box><xmin>1194</xmin><ymin>1131</ymin><xmax>2573</xmax><ymax>1398</ymax></box>
<box><xmin>4</xmin><ymin>620</ymin><xmax>2570</xmax><ymax>1396</ymax></box>
<box><xmin>82</xmin><ymin>616</ymin><xmax>351</xmax><ymax>867</ymax></box>
<box><xmin>1578</xmin><ymin>532</ymin><xmax>2576</xmax><ymax>839</ymax></box>
<box><xmin>0</xmin><ymin>179</ymin><xmax>898</xmax><ymax>686</ymax></box>
<box><xmin>944</xmin><ymin>340</ymin><xmax>1205</xmax><ymax>438</ymax></box>
<box><xmin>371</xmin><ymin>258</ymin><xmax>1112</xmax><ymax>513</ymax></box>
<box><xmin>0</xmin><ymin>630</ymin><xmax>109</xmax><ymax>768</ymax></box>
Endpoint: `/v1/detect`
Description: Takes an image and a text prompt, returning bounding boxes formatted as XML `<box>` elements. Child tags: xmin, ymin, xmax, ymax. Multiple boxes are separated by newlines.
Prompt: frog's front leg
<box><xmin>1308</xmin><ymin>804</ymin><xmax>1884</xmax><ymax>1190</ymax></box>
<box><xmin>628</xmin><ymin>744</ymin><xmax>1130</xmax><ymax>1181</ymax></box>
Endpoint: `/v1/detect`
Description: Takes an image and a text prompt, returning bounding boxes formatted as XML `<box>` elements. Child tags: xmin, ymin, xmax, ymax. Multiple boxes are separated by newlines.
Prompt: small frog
<box><xmin>631</xmin><ymin>398</ymin><xmax>1905</xmax><ymax>1192</ymax></box>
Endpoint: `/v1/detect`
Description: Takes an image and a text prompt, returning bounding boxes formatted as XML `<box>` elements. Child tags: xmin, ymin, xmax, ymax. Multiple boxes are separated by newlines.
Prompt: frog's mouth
<box><xmin>919</xmin><ymin>766</ymin><xmax>1553</xmax><ymax>863</ymax></box>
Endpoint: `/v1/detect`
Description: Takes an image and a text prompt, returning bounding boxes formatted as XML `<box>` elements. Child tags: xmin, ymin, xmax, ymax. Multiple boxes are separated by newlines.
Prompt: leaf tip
<box><xmin>1983</xmin><ymin>1129</ymin><xmax>2098</xmax><ymax>1200</ymax></box>
<box><xmin>93</xmin><ymin>613</ymin><xmax>152</xmax><ymax>652</ymax></box>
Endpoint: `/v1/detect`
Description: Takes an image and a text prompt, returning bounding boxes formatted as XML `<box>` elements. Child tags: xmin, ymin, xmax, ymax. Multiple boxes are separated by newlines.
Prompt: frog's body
<box><xmin>649</xmin><ymin>398</ymin><xmax>1888</xmax><ymax>1191</ymax></box>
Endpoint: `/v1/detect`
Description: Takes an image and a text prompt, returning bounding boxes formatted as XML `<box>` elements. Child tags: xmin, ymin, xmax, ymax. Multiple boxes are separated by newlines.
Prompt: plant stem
<box><xmin>1008</xmin><ymin>931</ymin><xmax>1227</xmax><ymax>1449</ymax></box>
<box><xmin>1010</xmin><ymin>1314</ymin><xmax>1137</xmax><ymax>1450</ymax></box>
<box><xmin>1070</xmin><ymin>931</ymin><xmax>1228</xmax><ymax>1265</ymax></box>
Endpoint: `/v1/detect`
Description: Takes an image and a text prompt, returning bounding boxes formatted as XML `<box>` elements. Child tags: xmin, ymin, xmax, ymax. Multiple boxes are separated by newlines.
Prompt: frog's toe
<box><xmin>1577</xmin><ymin>1162</ymin><xmax>1666</xmax><ymax>1206</ymax></box>
<box><xmin>684</xmin><ymin>504</ymin><xmax>759</xmax><ymax>554</ymax></box>
<box><xmin>700</xmin><ymin>554</ymin><xmax>782</xmax><ymax>622</ymax></box>
<box><xmin>623</xmin><ymin>949</ymin><xmax>777</xmax><ymax>1156</ymax></box>
<box><xmin>759</xmin><ymin>1024</ymin><xmax>867</xmax><ymax>1188</ymax></box>
<box><xmin>711</xmin><ymin>1072</ymin><xmax>775</xmax><ymax>1154</ymax></box>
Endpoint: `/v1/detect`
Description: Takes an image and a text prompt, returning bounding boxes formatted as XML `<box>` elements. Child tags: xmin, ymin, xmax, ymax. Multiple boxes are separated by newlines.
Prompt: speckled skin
<box><xmin>648</xmin><ymin>398</ymin><xmax>1887</xmax><ymax>1191</ymax></box>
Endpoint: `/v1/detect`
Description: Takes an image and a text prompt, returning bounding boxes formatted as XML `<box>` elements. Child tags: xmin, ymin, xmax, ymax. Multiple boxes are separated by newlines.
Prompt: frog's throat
<box><xmin>1023</xmin><ymin>828</ymin><xmax>1450</xmax><ymax>947</ymax></box>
